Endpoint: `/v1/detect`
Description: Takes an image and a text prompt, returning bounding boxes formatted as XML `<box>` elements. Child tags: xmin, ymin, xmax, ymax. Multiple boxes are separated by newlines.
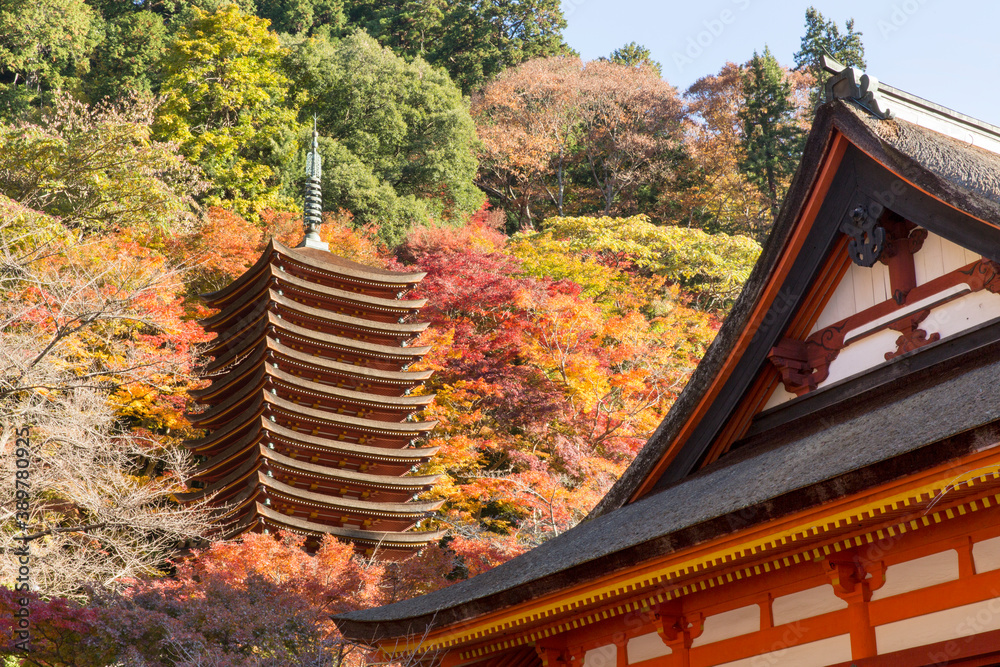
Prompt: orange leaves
<box><xmin>401</xmin><ymin>213</ymin><xmax>721</xmax><ymax>549</ymax></box>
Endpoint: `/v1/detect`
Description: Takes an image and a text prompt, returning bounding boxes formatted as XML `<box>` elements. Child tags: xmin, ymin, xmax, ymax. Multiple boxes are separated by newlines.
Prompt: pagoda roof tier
<box><xmin>181</xmin><ymin>444</ymin><xmax>438</xmax><ymax>503</ymax></box>
<box><xmin>202</xmin><ymin>317</ymin><xmax>425</xmax><ymax>378</ymax></box>
<box><xmin>202</xmin><ymin>311</ymin><xmax>430</xmax><ymax>363</ymax></box>
<box><xmin>200</xmin><ymin>268</ymin><xmax>426</xmax><ymax>332</ymax></box>
<box><xmin>191</xmin><ymin>355</ymin><xmax>431</xmax><ymax>406</ymax></box>
<box><xmin>254</xmin><ymin>472</ymin><xmax>442</xmax><ymax>516</ymax></box>
<box><xmin>224</xmin><ymin>502</ymin><xmax>447</xmax><ymax>551</ymax></box>
<box><xmin>202</xmin><ymin>240</ymin><xmax>426</xmax><ymax>308</ymax></box>
<box><xmin>203</xmin><ymin>291</ymin><xmax>428</xmax><ymax>341</ymax></box>
<box><xmin>214</xmin><ymin>487</ymin><xmax>423</xmax><ymax>535</ymax></box>
<box><xmin>260</xmin><ymin>446</ymin><xmax>438</xmax><ymax>490</ymax></box>
<box><xmin>198</xmin><ymin>338</ymin><xmax>431</xmax><ymax>396</ymax></box>
<box><xmin>186</xmin><ymin>394</ymin><xmax>434</xmax><ymax>456</ymax></box>
<box><xmin>267</xmin><ymin>339</ymin><xmax>431</xmax><ymax>387</ymax></box>
<box><xmin>183</xmin><ymin>467</ymin><xmax>442</xmax><ymax>521</ymax></box>
<box><xmin>189</xmin><ymin>364</ymin><xmax>431</xmax><ymax>428</ymax></box>
<box><xmin>190</xmin><ymin>363</ymin><xmax>432</xmax><ymax>415</ymax></box>
<box><xmin>262</xmin><ymin>391</ymin><xmax>435</xmax><ymax>434</ymax></box>
<box><xmin>240</xmin><ymin>266</ymin><xmax>425</xmax><ymax>322</ymax></box>
<box><xmin>191</xmin><ymin>418</ymin><xmax>439</xmax><ymax>477</ymax></box>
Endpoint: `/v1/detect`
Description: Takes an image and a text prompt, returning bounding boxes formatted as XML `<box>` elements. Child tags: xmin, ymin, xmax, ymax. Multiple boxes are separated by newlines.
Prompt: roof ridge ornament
<box><xmin>300</xmin><ymin>117</ymin><xmax>329</xmax><ymax>251</ymax></box>
<box><xmin>842</xmin><ymin>200</ymin><xmax>886</xmax><ymax>267</ymax></box>
<box><xmin>822</xmin><ymin>55</ymin><xmax>894</xmax><ymax>120</ymax></box>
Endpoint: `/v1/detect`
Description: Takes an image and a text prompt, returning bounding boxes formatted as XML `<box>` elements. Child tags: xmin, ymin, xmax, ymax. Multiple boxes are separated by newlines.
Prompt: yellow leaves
<box><xmin>524</xmin><ymin>214</ymin><xmax>761</xmax><ymax>312</ymax></box>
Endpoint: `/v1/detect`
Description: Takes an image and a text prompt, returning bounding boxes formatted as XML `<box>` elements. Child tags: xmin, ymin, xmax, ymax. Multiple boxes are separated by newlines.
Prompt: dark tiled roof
<box><xmin>336</xmin><ymin>353</ymin><xmax>1000</xmax><ymax>639</ymax></box>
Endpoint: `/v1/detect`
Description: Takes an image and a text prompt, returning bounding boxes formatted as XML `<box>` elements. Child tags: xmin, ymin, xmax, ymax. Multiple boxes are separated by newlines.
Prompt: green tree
<box><xmin>350</xmin><ymin>0</ymin><xmax>446</xmax><ymax>56</ymax></box>
<box><xmin>0</xmin><ymin>94</ymin><xmax>202</xmax><ymax>234</ymax></box>
<box><xmin>154</xmin><ymin>5</ymin><xmax>299</xmax><ymax>219</ymax></box>
<box><xmin>255</xmin><ymin>0</ymin><xmax>347</xmax><ymax>36</ymax></box>
<box><xmin>85</xmin><ymin>11</ymin><xmax>169</xmax><ymax>102</ymax></box>
<box><xmin>350</xmin><ymin>0</ymin><xmax>571</xmax><ymax>95</ymax></box>
<box><xmin>0</xmin><ymin>0</ymin><xmax>99</xmax><ymax>113</ymax></box>
<box><xmin>284</xmin><ymin>31</ymin><xmax>482</xmax><ymax>245</ymax></box>
<box><xmin>608</xmin><ymin>42</ymin><xmax>662</xmax><ymax>77</ymax></box>
<box><xmin>794</xmin><ymin>6</ymin><xmax>866</xmax><ymax>106</ymax></box>
<box><xmin>436</xmin><ymin>0</ymin><xmax>571</xmax><ymax>94</ymax></box>
<box><xmin>738</xmin><ymin>47</ymin><xmax>805</xmax><ymax>238</ymax></box>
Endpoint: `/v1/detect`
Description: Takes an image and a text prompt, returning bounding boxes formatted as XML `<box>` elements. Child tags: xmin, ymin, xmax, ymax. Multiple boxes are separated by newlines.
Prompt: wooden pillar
<box><xmin>880</xmin><ymin>214</ymin><xmax>924</xmax><ymax>304</ymax></box>
<box><xmin>613</xmin><ymin>635</ymin><xmax>628</xmax><ymax>667</ymax></box>
<box><xmin>826</xmin><ymin>559</ymin><xmax>885</xmax><ymax>660</ymax></box>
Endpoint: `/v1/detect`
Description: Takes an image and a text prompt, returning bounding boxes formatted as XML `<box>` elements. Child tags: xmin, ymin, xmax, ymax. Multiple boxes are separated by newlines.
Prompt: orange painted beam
<box><xmin>630</xmin><ymin>133</ymin><xmax>851</xmax><ymax>501</ymax></box>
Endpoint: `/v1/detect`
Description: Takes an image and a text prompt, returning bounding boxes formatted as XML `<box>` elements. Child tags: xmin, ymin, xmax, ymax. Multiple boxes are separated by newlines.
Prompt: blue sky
<box><xmin>560</xmin><ymin>0</ymin><xmax>1000</xmax><ymax>125</ymax></box>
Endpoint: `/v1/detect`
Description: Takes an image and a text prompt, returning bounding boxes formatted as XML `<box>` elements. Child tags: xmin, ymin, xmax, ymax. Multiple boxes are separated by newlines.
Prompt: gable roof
<box><xmin>592</xmin><ymin>97</ymin><xmax>1000</xmax><ymax>516</ymax></box>
<box><xmin>334</xmin><ymin>86</ymin><xmax>1000</xmax><ymax>644</ymax></box>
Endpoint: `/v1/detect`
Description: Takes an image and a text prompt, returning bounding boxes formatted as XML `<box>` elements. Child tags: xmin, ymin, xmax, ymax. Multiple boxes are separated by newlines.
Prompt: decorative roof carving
<box><xmin>822</xmin><ymin>55</ymin><xmax>894</xmax><ymax>120</ymax></box>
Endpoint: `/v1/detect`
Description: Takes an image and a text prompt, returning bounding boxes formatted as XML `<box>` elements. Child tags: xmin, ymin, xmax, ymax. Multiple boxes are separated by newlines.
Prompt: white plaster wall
<box><xmin>876</xmin><ymin>597</ymin><xmax>1000</xmax><ymax>654</ymax></box>
<box><xmin>914</xmin><ymin>232</ymin><xmax>980</xmax><ymax>286</ymax></box>
<box><xmin>627</xmin><ymin>632</ymin><xmax>671</xmax><ymax>664</ymax></box>
<box><xmin>820</xmin><ymin>329</ymin><xmax>900</xmax><ymax>386</ymax></box>
<box><xmin>920</xmin><ymin>290</ymin><xmax>1000</xmax><ymax>340</ymax></box>
<box><xmin>691</xmin><ymin>605</ymin><xmax>760</xmax><ymax>647</ymax></box>
<box><xmin>811</xmin><ymin>260</ymin><xmax>891</xmax><ymax>333</ymax></box>
<box><xmin>771</xmin><ymin>585</ymin><xmax>847</xmax><ymax>626</ymax></box>
<box><xmin>583</xmin><ymin>644</ymin><xmax>617</xmax><ymax>667</ymax></box>
<box><xmin>974</xmin><ymin>535</ymin><xmax>1000</xmax><ymax>573</ymax></box>
<box><xmin>711</xmin><ymin>634</ymin><xmax>852</xmax><ymax>667</ymax></box>
<box><xmin>870</xmin><ymin>550</ymin><xmax>959</xmax><ymax>601</ymax></box>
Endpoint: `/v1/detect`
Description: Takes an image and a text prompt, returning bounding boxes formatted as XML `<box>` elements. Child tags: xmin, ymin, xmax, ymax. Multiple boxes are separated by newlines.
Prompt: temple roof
<box><xmin>202</xmin><ymin>239</ymin><xmax>426</xmax><ymax>307</ymax></box>
<box><xmin>234</xmin><ymin>502</ymin><xmax>447</xmax><ymax>546</ymax></box>
<box><xmin>336</xmin><ymin>343</ymin><xmax>1000</xmax><ymax>641</ymax></box>
<box><xmin>334</xmin><ymin>83</ymin><xmax>1000</xmax><ymax>638</ymax></box>
<box><xmin>595</xmin><ymin>98</ymin><xmax>1000</xmax><ymax>515</ymax></box>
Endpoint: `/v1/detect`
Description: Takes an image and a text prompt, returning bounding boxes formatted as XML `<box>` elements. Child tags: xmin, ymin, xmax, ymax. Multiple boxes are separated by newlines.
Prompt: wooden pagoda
<box><xmin>180</xmin><ymin>128</ymin><xmax>445</xmax><ymax>558</ymax></box>
<box><xmin>335</xmin><ymin>60</ymin><xmax>1000</xmax><ymax>662</ymax></box>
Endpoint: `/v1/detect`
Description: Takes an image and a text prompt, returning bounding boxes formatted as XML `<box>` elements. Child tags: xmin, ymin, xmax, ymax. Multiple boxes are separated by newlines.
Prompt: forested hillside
<box><xmin>0</xmin><ymin>2</ymin><xmax>865</xmax><ymax>663</ymax></box>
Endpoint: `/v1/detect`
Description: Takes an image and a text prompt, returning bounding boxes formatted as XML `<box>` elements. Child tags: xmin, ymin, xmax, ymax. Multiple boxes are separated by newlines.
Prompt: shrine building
<box><xmin>334</xmin><ymin>60</ymin><xmax>1000</xmax><ymax>663</ymax></box>
<box><xmin>179</xmin><ymin>128</ymin><xmax>445</xmax><ymax>559</ymax></box>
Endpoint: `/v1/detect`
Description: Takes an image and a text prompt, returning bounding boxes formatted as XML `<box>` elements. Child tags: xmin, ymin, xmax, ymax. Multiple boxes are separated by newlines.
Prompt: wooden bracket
<box><xmin>768</xmin><ymin>332</ymin><xmax>842</xmax><ymax>395</ymax></box>
<box><xmin>825</xmin><ymin>557</ymin><xmax>886</xmax><ymax>600</ymax></box>
<box><xmin>770</xmin><ymin>258</ymin><xmax>1000</xmax><ymax>396</ymax></box>
<box><xmin>879</xmin><ymin>217</ymin><xmax>925</xmax><ymax>304</ymax></box>
<box><xmin>885</xmin><ymin>308</ymin><xmax>940</xmax><ymax>360</ymax></box>
<box><xmin>535</xmin><ymin>645</ymin><xmax>566</xmax><ymax>667</ymax></box>
<box><xmin>653</xmin><ymin>607</ymin><xmax>704</xmax><ymax>648</ymax></box>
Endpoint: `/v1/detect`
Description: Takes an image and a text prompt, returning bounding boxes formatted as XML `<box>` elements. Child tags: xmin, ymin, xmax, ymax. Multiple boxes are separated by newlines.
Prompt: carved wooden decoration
<box><xmin>770</xmin><ymin>258</ymin><xmax>1000</xmax><ymax>396</ymax></box>
<box><xmin>841</xmin><ymin>202</ymin><xmax>885</xmax><ymax>267</ymax></box>
<box><xmin>884</xmin><ymin>309</ymin><xmax>940</xmax><ymax>360</ymax></box>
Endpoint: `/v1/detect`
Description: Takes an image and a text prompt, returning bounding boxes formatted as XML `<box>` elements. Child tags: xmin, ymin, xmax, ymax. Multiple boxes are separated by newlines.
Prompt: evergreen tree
<box><xmin>283</xmin><ymin>31</ymin><xmax>482</xmax><ymax>245</ymax></box>
<box><xmin>85</xmin><ymin>11</ymin><xmax>170</xmax><ymax>101</ymax></box>
<box><xmin>608</xmin><ymin>42</ymin><xmax>662</xmax><ymax>77</ymax></box>
<box><xmin>738</xmin><ymin>47</ymin><xmax>805</xmax><ymax>239</ymax></box>
<box><xmin>794</xmin><ymin>6</ymin><xmax>866</xmax><ymax>106</ymax></box>
<box><xmin>349</xmin><ymin>0</ymin><xmax>572</xmax><ymax>95</ymax></box>
<box><xmin>0</xmin><ymin>0</ymin><xmax>100</xmax><ymax>114</ymax></box>
<box><xmin>255</xmin><ymin>0</ymin><xmax>347</xmax><ymax>37</ymax></box>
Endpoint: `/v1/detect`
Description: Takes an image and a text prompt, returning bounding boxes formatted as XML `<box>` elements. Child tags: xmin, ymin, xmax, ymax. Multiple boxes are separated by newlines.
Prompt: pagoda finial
<box><xmin>300</xmin><ymin>116</ymin><xmax>328</xmax><ymax>250</ymax></box>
